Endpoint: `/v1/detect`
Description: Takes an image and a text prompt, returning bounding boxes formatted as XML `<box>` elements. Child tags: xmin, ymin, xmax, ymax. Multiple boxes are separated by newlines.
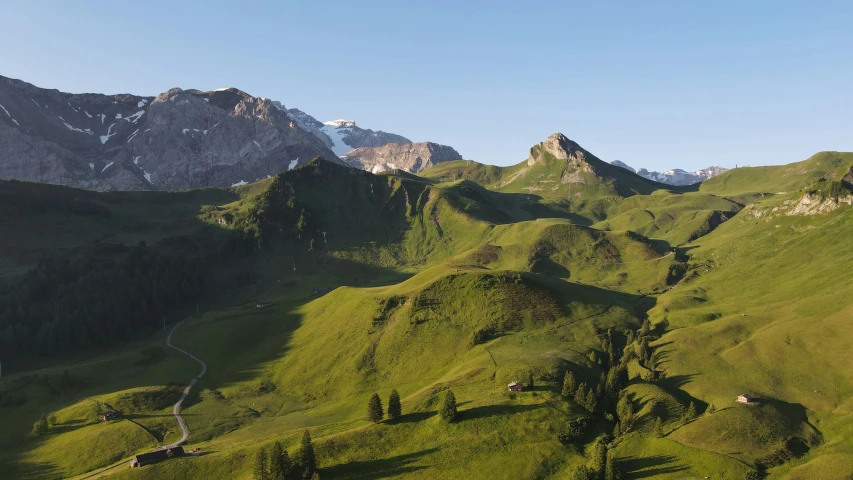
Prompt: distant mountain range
<box><xmin>275</xmin><ymin>106</ymin><xmax>462</xmax><ymax>174</ymax></box>
<box><xmin>0</xmin><ymin>76</ymin><xmax>460</xmax><ymax>191</ymax></box>
<box><xmin>610</xmin><ymin>160</ymin><xmax>728</xmax><ymax>186</ymax></box>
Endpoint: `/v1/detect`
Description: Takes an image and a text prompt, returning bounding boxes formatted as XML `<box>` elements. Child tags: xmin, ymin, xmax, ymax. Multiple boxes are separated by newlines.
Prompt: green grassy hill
<box><xmin>3</xmin><ymin>143</ymin><xmax>853</xmax><ymax>479</ymax></box>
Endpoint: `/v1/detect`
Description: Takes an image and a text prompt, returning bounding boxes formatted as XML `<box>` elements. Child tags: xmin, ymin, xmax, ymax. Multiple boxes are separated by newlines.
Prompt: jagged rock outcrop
<box><xmin>0</xmin><ymin>76</ymin><xmax>342</xmax><ymax>191</ymax></box>
<box><xmin>610</xmin><ymin>160</ymin><xmax>728</xmax><ymax>185</ymax></box>
<box><xmin>527</xmin><ymin>133</ymin><xmax>591</xmax><ymax>167</ymax></box>
<box><xmin>343</xmin><ymin>142</ymin><xmax>463</xmax><ymax>173</ymax></box>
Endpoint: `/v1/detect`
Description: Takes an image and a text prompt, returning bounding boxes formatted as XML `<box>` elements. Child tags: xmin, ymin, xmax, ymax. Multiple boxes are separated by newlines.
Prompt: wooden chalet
<box><xmin>130</xmin><ymin>446</ymin><xmax>184</xmax><ymax>468</ymax></box>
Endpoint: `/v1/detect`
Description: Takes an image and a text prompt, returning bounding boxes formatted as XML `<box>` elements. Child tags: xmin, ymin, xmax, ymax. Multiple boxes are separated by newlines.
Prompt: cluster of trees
<box><xmin>560</xmin><ymin>345</ymin><xmax>629</xmax><ymax>422</ymax></box>
<box><xmin>569</xmin><ymin>436</ymin><xmax>622</xmax><ymax>480</ymax></box>
<box><xmin>0</xmin><ymin>244</ymin><xmax>204</xmax><ymax>360</ymax></box>
<box><xmin>31</xmin><ymin>413</ymin><xmax>49</xmax><ymax>436</ymax></box>
<box><xmin>253</xmin><ymin>430</ymin><xmax>317</xmax><ymax>480</ymax></box>
<box><xmin>367</xmin><ymin>390</ymin><xmax>402</xmax><ymax>423</ymax></box>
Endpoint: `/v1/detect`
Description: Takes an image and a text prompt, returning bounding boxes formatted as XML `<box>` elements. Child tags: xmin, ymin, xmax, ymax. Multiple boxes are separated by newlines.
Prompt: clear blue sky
<box><xmin>2</xmin><ymin>1</ymin><xmax>852</xmax><ymax>170</ymax></box>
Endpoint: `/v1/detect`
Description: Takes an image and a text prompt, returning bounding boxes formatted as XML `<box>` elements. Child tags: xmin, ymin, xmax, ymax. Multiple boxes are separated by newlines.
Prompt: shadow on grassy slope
<box><xmin>460</xmin><ymin>403</ymin><xmax>544</xmax><ymax>422</ymax></box>
<box><xmin>321</xmin><ymin>448</ymin><xmax>439</xmax><ymax>479</ymax></box>
<box><xmin>618</xmin><ymin>454</ymin><xmax>689</xmax><ymax>478</ymax></box>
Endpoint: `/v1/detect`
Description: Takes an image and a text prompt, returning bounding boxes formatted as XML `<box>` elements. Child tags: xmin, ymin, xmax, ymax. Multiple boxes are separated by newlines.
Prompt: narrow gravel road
<box><xmin>162</xmin><ymin>320</ymin><xmax>207</xmax><ymax>449</ymax></box>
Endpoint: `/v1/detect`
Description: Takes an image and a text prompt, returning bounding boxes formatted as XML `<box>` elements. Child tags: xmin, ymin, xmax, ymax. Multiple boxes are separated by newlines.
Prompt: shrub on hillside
<box><xmin>115</xmin><ymin>384</ymin><xmax>183</xmax><ymax>413</ymax></box>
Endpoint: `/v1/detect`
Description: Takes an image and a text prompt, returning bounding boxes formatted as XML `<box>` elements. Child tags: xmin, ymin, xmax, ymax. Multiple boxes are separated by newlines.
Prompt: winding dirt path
<box><xmin>162</xmin><ymin>320</ymin><xmax>207</xmax><ymax>449</ymax></box>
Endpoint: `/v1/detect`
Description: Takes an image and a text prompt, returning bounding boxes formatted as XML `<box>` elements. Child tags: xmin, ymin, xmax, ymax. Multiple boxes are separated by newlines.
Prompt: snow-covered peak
<box><xmin>324</xmin><ymin>119</ymin><xmax>357</xmax><ymax>128</ymax></box>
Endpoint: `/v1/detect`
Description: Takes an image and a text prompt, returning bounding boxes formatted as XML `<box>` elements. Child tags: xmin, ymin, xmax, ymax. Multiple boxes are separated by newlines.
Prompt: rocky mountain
<box><xmin>342</xmin><ymin>142</ymin><xmax>462</xmax><ymax>173</ymax></box>
<box><xmin>610</xmin><ymin>160</ymin><xmax>728</xmax><ymax>185</ymax></box>
<box><xmin>273</xmin><ymin>105</ymin><xmax>465</xmax><ymax>174</ymax></box>
<box><xmin>271</xmin><ymin>104</ymin><xmax>412</xmax><ymax>157</ymax></box>
<box><xmin>0</xmin><ymin>76</ymin><xmax>342</xmax><ymax>191</ymax></box>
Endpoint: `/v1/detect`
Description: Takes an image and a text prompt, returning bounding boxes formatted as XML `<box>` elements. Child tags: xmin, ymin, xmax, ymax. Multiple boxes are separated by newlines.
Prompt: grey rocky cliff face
<box><xmin>343</xmin><ymin>142</ymin><xmax>463</xmax><ymax>173</ymax></box>
<box><xmin>0</xmin><ymin>76</ymin><xmax>342</xmax><ymax>191</ymax></box>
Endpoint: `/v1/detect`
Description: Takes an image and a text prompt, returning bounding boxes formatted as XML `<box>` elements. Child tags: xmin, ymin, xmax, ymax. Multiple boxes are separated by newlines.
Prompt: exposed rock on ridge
<box><xmin>343</xmin><ymin>142</ymin><xmax>463</xmax><ymax>173</ymax></box>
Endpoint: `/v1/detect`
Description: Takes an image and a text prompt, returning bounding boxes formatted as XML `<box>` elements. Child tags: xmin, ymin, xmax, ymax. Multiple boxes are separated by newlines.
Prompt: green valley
<box><xmin>2</xmin><ymin>135</ymin><xmax>853</xmax><ymax>479</ymax></box>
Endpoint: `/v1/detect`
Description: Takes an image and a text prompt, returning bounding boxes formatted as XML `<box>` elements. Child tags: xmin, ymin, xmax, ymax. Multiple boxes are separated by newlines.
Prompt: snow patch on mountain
<box><xmin>321</xmin><ymin>123</ymin><xmax>355</xmax><ymax>156</ymax></box>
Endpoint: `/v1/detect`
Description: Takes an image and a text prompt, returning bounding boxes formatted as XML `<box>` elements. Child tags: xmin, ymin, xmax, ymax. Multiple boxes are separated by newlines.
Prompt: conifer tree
<box><xmin>268</xmin><ymin>441</ymin><xmax>291</xmax><ymax>480</ymax></box>
<box><xmin>32</xmin><ymin>413</ymin><xmax>48</xmax><ymax>436</ymax></box>
<box><xmin>254</xmin><ymin>448</ymin><xmax>269</xmax><ymax>480</ymax></box>
<box><xmin>585</xmin><ymin>389</ymin><xmax>598</xmax><ymax>413</ymax></box>
<box><xmin>574</xmin><ymin>382</ymin><xmax>588</xmax><ymax>407</ymax></box>
<box><xmin>440</xmin><ymin>390</ymin><xmax>458</xmax><ymax>422</ymax></box>
<box><xmin>528</xmin><ymin>371</ymin><xmax>535</xmax><ymax>389</ymax></box>
<box><xmin>387</xmin><ymin>389</ymin><xmax>402</xmax><ymax>421</ymax></box>
<box><xmin>367</xmin><ymin>393</ymin><xmax>384</xmax><ymax>423</ymax></box>
<box><xmin>562</xmin><ymin>371</ymin><xmax>577</xmax><ymax>398</ymax></box>
<box><xmin>684</xmin><ymin>402</ymin><xmax>697</xmax><ymax>422</ymax></box>
<box><xmin>604</xmin><ymin>453</ymin><xmax>622</xmax><ymax>480</ymax></box>
<box><xmin>653</xmin><ymin>417</ymin><xmax>664</xmax><ymax>438</ymax></box>
<box><xmin>299</xmin><ymin>430</ymin><xmax>316</xmax><ymax>479</ymax></box>
<box><xmin>592</xmin><ymin>439</ymin><xmax>608</xmax><ymax>477</ymax></box>
<box><xmin>639</xmin><ymin>318</ymin><xmax>650</xmax><ymax>337</ymax></box>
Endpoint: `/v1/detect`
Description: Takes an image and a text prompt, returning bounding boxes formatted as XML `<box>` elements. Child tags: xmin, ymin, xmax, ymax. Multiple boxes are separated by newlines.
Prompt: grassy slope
<box><xmin>4</xmin><ymin>151</ymin><xmax>853</xmax><ymax>479</ymax></box>
<box><xmin>644</xmin><ymin>164</ymin><xmax>853</xmax><ymax>477</ymax></box>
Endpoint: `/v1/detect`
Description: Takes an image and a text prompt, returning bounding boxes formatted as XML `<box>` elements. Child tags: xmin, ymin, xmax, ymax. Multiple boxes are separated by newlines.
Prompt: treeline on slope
<box><xmin>0</xmin><ymin>244</ymin><xmax>204</xmax><ymax>360</ymax></box>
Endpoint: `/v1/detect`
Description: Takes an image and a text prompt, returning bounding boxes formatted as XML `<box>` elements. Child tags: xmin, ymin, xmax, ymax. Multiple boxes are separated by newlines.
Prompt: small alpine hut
<box><xmin>508</xmin><ymin>381</ymin><xmax>524</xmax><ymax>392</ymax></box>
<box><xmin>736</xmin><ymin>394</ymin><xmax>756</xmax><ymax>405</ymax></box>
<box><xmin>100</xmin><ymin>410</ymin><xmax>120</xmax><ymax>422</ymax></box>
<box><xmin>130</xmin><ymin>447</ymin><xmax>184</xmax><ymax>468</ymax></box>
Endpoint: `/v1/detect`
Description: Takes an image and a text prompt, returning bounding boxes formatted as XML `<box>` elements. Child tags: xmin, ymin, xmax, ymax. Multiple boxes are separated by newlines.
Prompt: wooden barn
<box><xmin>130</xmin><ymin>446</ymin><xmax>184</xmax><ymax>468</ymax></box>
<box><xmin>508</xmin><ymin>381</ymin><xmax>524</xmax><ymax>392</ymax></box>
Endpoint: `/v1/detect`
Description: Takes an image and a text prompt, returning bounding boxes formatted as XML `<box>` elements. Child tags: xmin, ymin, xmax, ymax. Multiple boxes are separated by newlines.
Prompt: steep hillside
<box><xmin>0</xmin><ymin>76</ymin><xmax>341</xmax><ymax>191</ymax></box>
<box><xmin>699</xmin><ymin>151</ymin><xmax>853</xmax><ymax>198</ymax></box>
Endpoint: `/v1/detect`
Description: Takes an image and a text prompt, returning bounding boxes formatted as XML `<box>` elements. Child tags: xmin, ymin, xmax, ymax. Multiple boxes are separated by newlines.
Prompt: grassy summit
<box><xmin>1</xmin><ymin>139</ymin><xmax>853</xmax><ymax>478</ymax></box>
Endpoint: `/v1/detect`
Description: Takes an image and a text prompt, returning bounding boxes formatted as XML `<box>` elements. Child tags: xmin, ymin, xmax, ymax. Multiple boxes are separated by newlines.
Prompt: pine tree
<box><xmin>268</xmin><ymin>442</ymin><xmax>291</xmax><ymax>480</ymax></box>
<box><xmin>592</xmin><ymin>439</ymin><xmax>608</xmax><ymax>477</ymax></box>
<box><xmin>440</xmin><ymin>390</ymin><xmax>458</xmax><ymax>422</ymax></box>
<box><xmin>684</xmin><ymin>401</ymin><xmax>697</xmax><ymax>422</ymax></box>
<box><xmin>584</xmin><ymin>388</ymin><xmax>598</xmax><ymax>413</ymax></box>
<box><xmin>639</xmin><ymin>318</ymin><xmax>650</xmax><ymax>337</ymax></box>
<box><xmin>604</xmin><ymin>453</ymin><xmax>622</xmax><ymax>480</ymax></box>
<box><xmin>32</xmin><ymin>413</ymin><xmax>49</xmax><ymax>436</ymax></box>
<box><xmin>298</xmin><ymin>430</ymin><xmax>316</xmax><ymax>479</ymax></box>
<box><xmin>707</xmin><ymin>403</ymin><xmax>716</xmax><ymax>414</ymax></box>
<box><xmin>561</xmin><ymin>371</ymin><xmax>577</xmax><ymax>398</ymax></box>
<box><xmin>253</xmin><ymin>448</ymin><xmax>269</xmax><ymax>480</ymax></box>
<box><xmin>574</xmin><ymin>382</ymin><xmax>588</xmax><ymax>407</ymax></box>
<box><xmin>367</xmin><ymin>393</ymin><xmax>384</xmax><ymax>423</ymax></box>
<box><xmin>311</xmin><ymin>474</ymin><xmax>320</xmax><ymax>480</ymax></box>
<box><xmin>652</xmin><ymin>417</ymin><xmax>664</xmax><ymax>438</ymax></box>
<box><xmin>527</xmin><ymin>371</ymin><xmax>535</xmax><ymax>389</ymax></box>
<box><xmin>387</xmin><ymin>389</ymin><xmax>402</xmax><ymax>421</ymax></box>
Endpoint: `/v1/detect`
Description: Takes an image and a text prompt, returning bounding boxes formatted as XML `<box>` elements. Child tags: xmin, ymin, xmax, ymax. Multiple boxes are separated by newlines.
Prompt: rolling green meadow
<box><xmin>2</xmin><ymin>145</ymin><xmax>853</xmax><ymax>479</ymax></box>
